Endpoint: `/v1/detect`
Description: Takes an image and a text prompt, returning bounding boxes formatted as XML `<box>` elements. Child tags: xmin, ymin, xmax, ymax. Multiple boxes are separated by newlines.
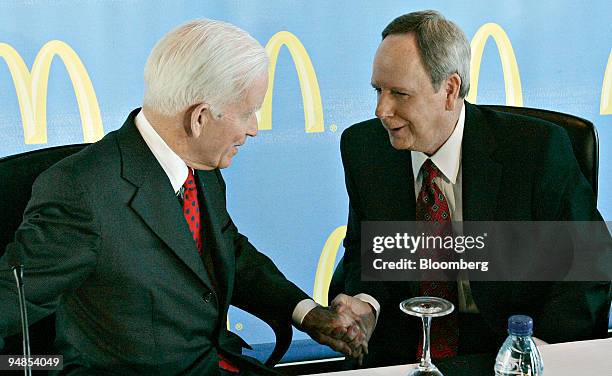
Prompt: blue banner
<box><xmin>1</xmin><ymin>0</ymin><xmax>610</xmax><ymax>356</ymax></box>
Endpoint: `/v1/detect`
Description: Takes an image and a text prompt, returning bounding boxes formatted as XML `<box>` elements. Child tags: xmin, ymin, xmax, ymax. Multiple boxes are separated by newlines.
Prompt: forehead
<box><xmin>371</xmin><ymin>33</ymin><xmax>429</xmax><ymax>88</ymax></box>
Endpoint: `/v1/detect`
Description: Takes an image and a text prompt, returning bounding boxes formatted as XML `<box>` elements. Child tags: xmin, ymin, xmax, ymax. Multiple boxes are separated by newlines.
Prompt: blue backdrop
<box><xmin>1</xmin><ymin>0</ymin><xmax>610</xmax><ymax>361</ymax></box>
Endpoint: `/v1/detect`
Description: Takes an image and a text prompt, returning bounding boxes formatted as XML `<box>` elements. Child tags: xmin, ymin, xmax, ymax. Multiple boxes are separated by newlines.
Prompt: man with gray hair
<box><xmin>335</xmin><ymin>10</ymin><xmax>609</xmax><ymax>367</ymax></box>
<box><xmin>0</xmin><ymin>19</ymin><xmax>370</xmax><ymax>374</ymax></box>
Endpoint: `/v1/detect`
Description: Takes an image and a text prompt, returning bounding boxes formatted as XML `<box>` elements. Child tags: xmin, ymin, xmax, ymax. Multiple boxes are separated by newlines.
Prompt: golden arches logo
<box><xmin>601</xmin><ymin>49</ymin><xmax>612</xmax><ymax>115</ymax></box>
<box><xmin>259</xmin><ymin>31</ymin><xmax>324</xmax><ymax>133</ymax></box>
<box><xmin>467</xmin><ymin>23</ymin><xmax>523</xmax><ymax>106</ymax></box>
<box><xmin>312</xmin><ymin>225</ymin><xmax>346</xmax><ymax>306</ymax></box>
<box><xmin>0</xmin><ymin>40</ymin><xmax>104</xmax><ymax>144</ymax></box>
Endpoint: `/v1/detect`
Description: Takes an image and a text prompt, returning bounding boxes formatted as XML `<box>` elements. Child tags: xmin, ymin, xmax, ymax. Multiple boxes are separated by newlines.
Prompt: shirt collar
<box><xmin>411</xmin><ymin>102</ymin><xmax>465</xmax><ymax>184</ymax></box>
<box><xmin>134</xmin><ymin>109</ymin><xmax>189</xmax><ymax>194</ymax></box>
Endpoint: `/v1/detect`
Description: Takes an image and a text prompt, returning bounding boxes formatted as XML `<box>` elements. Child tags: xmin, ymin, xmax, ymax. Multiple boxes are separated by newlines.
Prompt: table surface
<box><xmin>310</xmin><ymin>338</ymin><xmax>612</xmax><ymax>376</ymax></box>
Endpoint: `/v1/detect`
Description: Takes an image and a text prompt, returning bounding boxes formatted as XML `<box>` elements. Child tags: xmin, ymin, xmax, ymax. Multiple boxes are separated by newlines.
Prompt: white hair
<box><xmin>143</xmin><ymin>19</ymin><xmax>268</xmax><ymax>116</ymax></box>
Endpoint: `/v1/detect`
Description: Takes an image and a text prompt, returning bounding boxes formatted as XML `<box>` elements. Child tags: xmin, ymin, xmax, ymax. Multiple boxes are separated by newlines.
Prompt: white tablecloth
<box><xmin>311</xmin><ymin>338</ymin><xmax>612</xmax><ymax>375</ymax></box>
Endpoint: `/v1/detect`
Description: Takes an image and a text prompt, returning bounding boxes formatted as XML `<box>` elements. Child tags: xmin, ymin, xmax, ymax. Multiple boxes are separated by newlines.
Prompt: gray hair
<box><xmin>382</xmin><ymin>10</ymin><xmax>470</xmax><ymax>98</ymax></box>
<box><xmin>143</xmin><ymin>19</ymin><xmax>268</xmax><ymax>116</ymax></box>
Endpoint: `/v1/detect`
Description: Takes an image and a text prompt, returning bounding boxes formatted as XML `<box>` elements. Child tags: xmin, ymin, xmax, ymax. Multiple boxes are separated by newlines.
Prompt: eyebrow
<box><xmin>371</xmin><ymin>82</ymin><xmax>411</xmax><ymax>92</ymax></box>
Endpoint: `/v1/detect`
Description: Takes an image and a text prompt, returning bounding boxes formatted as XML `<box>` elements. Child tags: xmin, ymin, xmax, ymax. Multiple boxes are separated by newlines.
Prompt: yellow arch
<box><xmin>601</xmin><ymin>49</ymin><xmax>612</xmax><ymax>115</ymax></box>
<box><xmin>259</xmin><ymin>31</ymin><xmax>324</xmax><ymax>133</ymax></box>
<box><xmin>467</xmin><ymin>23</ymin><xmax>523</xmax><ymax>106</ymax></box>
<box><xmin>0</xmin><ymin>40</ymin><xmax>104</xmax><ymax>144</ymax></box>
<box><xmin>313</xmin><ymin>225</ymin><xmax>347</xmax><ymax>306</ymax></box>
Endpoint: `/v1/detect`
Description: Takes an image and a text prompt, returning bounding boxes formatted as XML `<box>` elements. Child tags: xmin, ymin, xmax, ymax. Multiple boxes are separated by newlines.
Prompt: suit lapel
<box><xmin>389</xmin><ymin>150</ymin><xmax>416</xmax><ymax>220</ymax></box>
<box><xmin>462</xmin><ymin>102</ymin><xmax>502</xmax><ymax>221</ymax></box>
<box><xmin>369</xmin><ymin>120</ymin><xmax>416</xmax><ymax>220</ymax></box>
<box><xmin>196</xmin><ymin>169</ymin><xmax>235</xmax><ymax>309</ymax></box>
<box><xmin>116</xmin><ymin>110</ymin><xmax>214</xmax><ymax>290</ymax></box>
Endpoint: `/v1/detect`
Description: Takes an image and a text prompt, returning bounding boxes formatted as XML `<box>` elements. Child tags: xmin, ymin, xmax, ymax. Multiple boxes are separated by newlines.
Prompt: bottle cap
<box><xmin>507</xmin><ymin>315</ymin><xmax>533</xmax><ymax>336</ymax></box>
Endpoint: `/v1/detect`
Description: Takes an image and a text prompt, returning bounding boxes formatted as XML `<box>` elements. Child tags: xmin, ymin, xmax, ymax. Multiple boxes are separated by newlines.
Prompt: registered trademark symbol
<box><xmin>329</xmin><ymin>124</ymin><xmax>337</xmax><ymax>132</ymax></box>
<box><xmin>235</xmin><ymin>323</ymin><xmax>244</xmax><ymax>331</ymax></box>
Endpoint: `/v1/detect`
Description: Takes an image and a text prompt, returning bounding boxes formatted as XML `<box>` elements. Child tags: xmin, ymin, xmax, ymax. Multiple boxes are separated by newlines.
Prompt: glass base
<box><xmin>400</xmin><ymin>296</ymin><xmax>454</xmax><ymax>318</ymax></box>
<box><xmin>408</xmin><ymin>363</ymin><xmax>444</xmax><ymax>376</ymax></box>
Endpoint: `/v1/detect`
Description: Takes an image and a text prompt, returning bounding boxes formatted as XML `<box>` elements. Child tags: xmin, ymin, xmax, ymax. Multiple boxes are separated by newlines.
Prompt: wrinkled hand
<box><xmin>301</xmin><ymin>305</ymin><xmax>368</xmax><ymax>360</ymax></box>
<box><xmin>330</xmin><ymin>294</ymin><xmax>377</xmax><ymax>365</ymax></box>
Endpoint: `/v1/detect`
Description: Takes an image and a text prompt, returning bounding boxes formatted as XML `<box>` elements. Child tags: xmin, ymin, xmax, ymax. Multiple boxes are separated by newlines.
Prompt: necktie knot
<box><xmin>421</xmin><ymin>159</ymin><xmax>441</xmax><ymax>184</ymax></box>
<box><xmin>183</xmin><ymin>169</ymin><xmax>197</xmax><ymax>192</ymax></box>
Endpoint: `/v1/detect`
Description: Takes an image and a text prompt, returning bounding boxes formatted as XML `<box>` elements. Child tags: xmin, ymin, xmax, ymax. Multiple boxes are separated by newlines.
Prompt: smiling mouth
<box><xmin>387</xmin><ymin>125</ymin><xmax>405</xmax><ymax>133</ymax></box>
<box><xmin>381</xmin><ymin>120</ymin><xmax>405</xmax><ymax>133</ymax></box>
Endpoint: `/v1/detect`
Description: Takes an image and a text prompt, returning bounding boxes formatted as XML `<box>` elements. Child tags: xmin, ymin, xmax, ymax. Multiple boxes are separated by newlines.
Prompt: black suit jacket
<box><xmin>0</xmin><ymin>109</ymin><xmax>308</xmax><ymax>375</ymax></box>
<box><xmin>340</xmin><ymin>102</ymin><xmax>611</xmax><ymax>366</ymax></box>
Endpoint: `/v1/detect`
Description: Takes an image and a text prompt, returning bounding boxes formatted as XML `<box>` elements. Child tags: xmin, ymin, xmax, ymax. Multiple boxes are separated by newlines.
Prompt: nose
<box><xmin>375</xmin><ymin>92</ymin><xmax>394</xmax><ymax>119</ymax></box>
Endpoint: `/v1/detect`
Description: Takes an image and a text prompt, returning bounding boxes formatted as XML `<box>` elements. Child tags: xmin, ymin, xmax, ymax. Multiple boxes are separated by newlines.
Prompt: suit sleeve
<box><xmin>213</xmin><ymin>171</ymin><xmax>309</xmax><ymax>323</ymax></box>
<box><xmin>340</xmin><ymin>130</ymin><xmax>390</xmax><ymax>305</ymax></box>
<box><xmin>0</xmin><ymin>163</ymin><xmax>99</xmax><ymax>344</ymax></box>
<box><xmin>532</xmin><ymin>126</ymin><xmax>611</xmax><ymax>341</ymax></box>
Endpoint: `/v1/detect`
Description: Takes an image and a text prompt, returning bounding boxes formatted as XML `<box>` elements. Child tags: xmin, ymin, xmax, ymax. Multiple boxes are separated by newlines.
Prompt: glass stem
<box><xmin>420</xmin><ymin>316</ymin><xmax>432</xmax><ymax>367</ymax></box>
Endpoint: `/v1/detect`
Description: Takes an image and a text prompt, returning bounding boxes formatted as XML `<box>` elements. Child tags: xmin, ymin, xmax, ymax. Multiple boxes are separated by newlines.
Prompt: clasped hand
<box><xmin>302</xmin><ymin>294</ymin><xmax>376</xmax><ymax>365</ymax></box>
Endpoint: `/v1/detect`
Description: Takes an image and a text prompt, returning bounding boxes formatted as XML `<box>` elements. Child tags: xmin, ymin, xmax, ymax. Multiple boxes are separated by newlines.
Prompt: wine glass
<box><xmin>400</xmin><ymin>296</ymin><xmax>454</xmax><ymax>376</ymax></box>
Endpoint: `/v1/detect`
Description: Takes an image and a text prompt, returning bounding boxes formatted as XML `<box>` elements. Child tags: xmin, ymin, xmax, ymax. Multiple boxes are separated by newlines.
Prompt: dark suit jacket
<box><xmin>340</xmin><ymin>102</ymin><xmax>611</xmax><ymax>366</ymax></box>
<box><xmin>0</xmin><ymin>109</ymin><xmax>308</xmax><ymax>375</ymax></box>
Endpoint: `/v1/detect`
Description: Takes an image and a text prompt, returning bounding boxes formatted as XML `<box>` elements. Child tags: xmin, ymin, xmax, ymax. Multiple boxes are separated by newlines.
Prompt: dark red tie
<box><xmin>416</xmin><ymin>159</ymin><xmax>459</xmax><ymax>359</ymax></box>
<box><xmin>181</xmin><ymin>169</ymin><xmax>239</xmax><ymax>374</ymax></box>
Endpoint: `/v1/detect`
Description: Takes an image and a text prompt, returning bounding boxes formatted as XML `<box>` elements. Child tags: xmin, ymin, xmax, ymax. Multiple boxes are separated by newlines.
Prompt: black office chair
<box><xmin>0</xmin><ymin>144</ymin><xmax>291</xmax><ymax>368</ymax></box>
<box><xmin>329</xmin><ymin>105</ymin><xmax>600</xmax><ymax>301</ymax></box>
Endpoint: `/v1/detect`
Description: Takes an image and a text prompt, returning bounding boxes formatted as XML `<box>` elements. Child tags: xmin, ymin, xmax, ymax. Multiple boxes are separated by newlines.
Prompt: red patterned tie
<box><xmin>182</xmin><ymin>169</ymin><xmax>202</xmax><ymax>254</ymax></box>
<box><xmin>181</xmin><ymin>169</ymin><xmax>239</xmax><ymax>374</ymax></box>
<box><xmin>416</xmin><ymin>159</ymin><xmax>459</xmax><ymax>359</ymax></box>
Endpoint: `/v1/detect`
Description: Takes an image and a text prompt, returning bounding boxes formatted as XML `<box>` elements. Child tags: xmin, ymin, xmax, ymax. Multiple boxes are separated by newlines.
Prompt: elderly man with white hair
<box><xmin>0</xmin><ymin>19</ymin><xmax>370</xmax><ymax>375</ymax></box>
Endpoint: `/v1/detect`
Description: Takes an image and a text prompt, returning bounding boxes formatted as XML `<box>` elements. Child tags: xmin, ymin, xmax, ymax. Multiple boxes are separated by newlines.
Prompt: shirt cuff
<box><xmin>354</xmin><ymin>293</ymin><xmax>380</xmax><ymax>322</ymax></box>
<box><xmin>292</xmin><ymin>298</ymin><xmax>319</xmax><ymax>326</ymax></box>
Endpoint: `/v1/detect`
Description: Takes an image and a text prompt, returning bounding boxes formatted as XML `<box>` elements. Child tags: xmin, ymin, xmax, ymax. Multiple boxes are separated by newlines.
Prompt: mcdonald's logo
<box><xmin>601</xmin><ymin>49</ymin><xmax>612</xmax><ymax>115</ymax></box>
<box><xmin>312</xmin><ymin>225</ymin><xmax>346</xmax><ymax>306</ymax></box>
<box><xmin>467</xmin><ymin>23</ymin><xmax>523</xmax><ymax>106</ymax></box>
<box><xmin>0</xmin><ymin>40</ymin><xmax>104</xmax><ymax>144</ymax></box>
<box><xmin>259</xmin><ymin>31</ymin><xmax>325</xmax><ymax>133</ymax></box>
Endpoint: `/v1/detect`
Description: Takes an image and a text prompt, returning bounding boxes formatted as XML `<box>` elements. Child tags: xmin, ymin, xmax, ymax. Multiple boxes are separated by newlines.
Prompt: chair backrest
<box><xmin>0</xmin><ymin>144</ymin><xmax>89</xmax><ymax>254</ymax></box>
<box><xmin>0</xmin><ymin>144</ymin><xmax>88</xmax><ymax>357</ymax></box>
<box><xmin>481</xmin><ymin>105</ymin><xmax>599</xmax><ymax>200</ymax></box>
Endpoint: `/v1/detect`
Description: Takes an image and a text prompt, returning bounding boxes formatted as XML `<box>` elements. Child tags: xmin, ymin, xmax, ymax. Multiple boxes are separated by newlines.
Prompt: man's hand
<box><xmin>330</xmin><ymin>294</ymin><xmax>377</xmax><ymax>365</ymax></box>
<box><xmin>301</xmin><ymin>305</ymin><xmax>367</xmax><ymax>359</ymax></box>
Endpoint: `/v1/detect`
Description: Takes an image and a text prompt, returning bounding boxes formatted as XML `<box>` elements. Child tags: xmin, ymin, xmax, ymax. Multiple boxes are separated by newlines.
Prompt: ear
<box><xmin>189</xmin><ymin>102</ymin><xmax>210</xmax><ymax>138</ymax></box>
<box><xmin>444</xmin><ymin>73</ymin><xmax>462</xmax><ymax>111</ymax></box>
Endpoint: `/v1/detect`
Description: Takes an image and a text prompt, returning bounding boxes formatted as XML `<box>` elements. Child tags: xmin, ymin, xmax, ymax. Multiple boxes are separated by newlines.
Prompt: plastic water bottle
<box><xmin>494</xmin><ymin>315</ymin><xmax>544</xmax><ymax>375</ymax></box>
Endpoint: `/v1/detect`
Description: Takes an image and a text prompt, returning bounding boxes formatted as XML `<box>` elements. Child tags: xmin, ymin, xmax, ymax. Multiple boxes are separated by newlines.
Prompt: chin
<box><xmin>217</xmin><ymin>158</ymin><xmax>233</xmax><ymax>169</ymax></box>
<box><xmin>388</xmin><ymin>136</ymin><xmax>411</xmax><ymax>151</ymax></box>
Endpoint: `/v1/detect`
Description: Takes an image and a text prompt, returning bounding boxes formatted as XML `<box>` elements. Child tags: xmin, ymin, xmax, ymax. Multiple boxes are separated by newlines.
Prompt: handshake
<box><xmin>301</xmin><ymin>294</ymin><xmax>377</xmax><ymax>365</ymax></box>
